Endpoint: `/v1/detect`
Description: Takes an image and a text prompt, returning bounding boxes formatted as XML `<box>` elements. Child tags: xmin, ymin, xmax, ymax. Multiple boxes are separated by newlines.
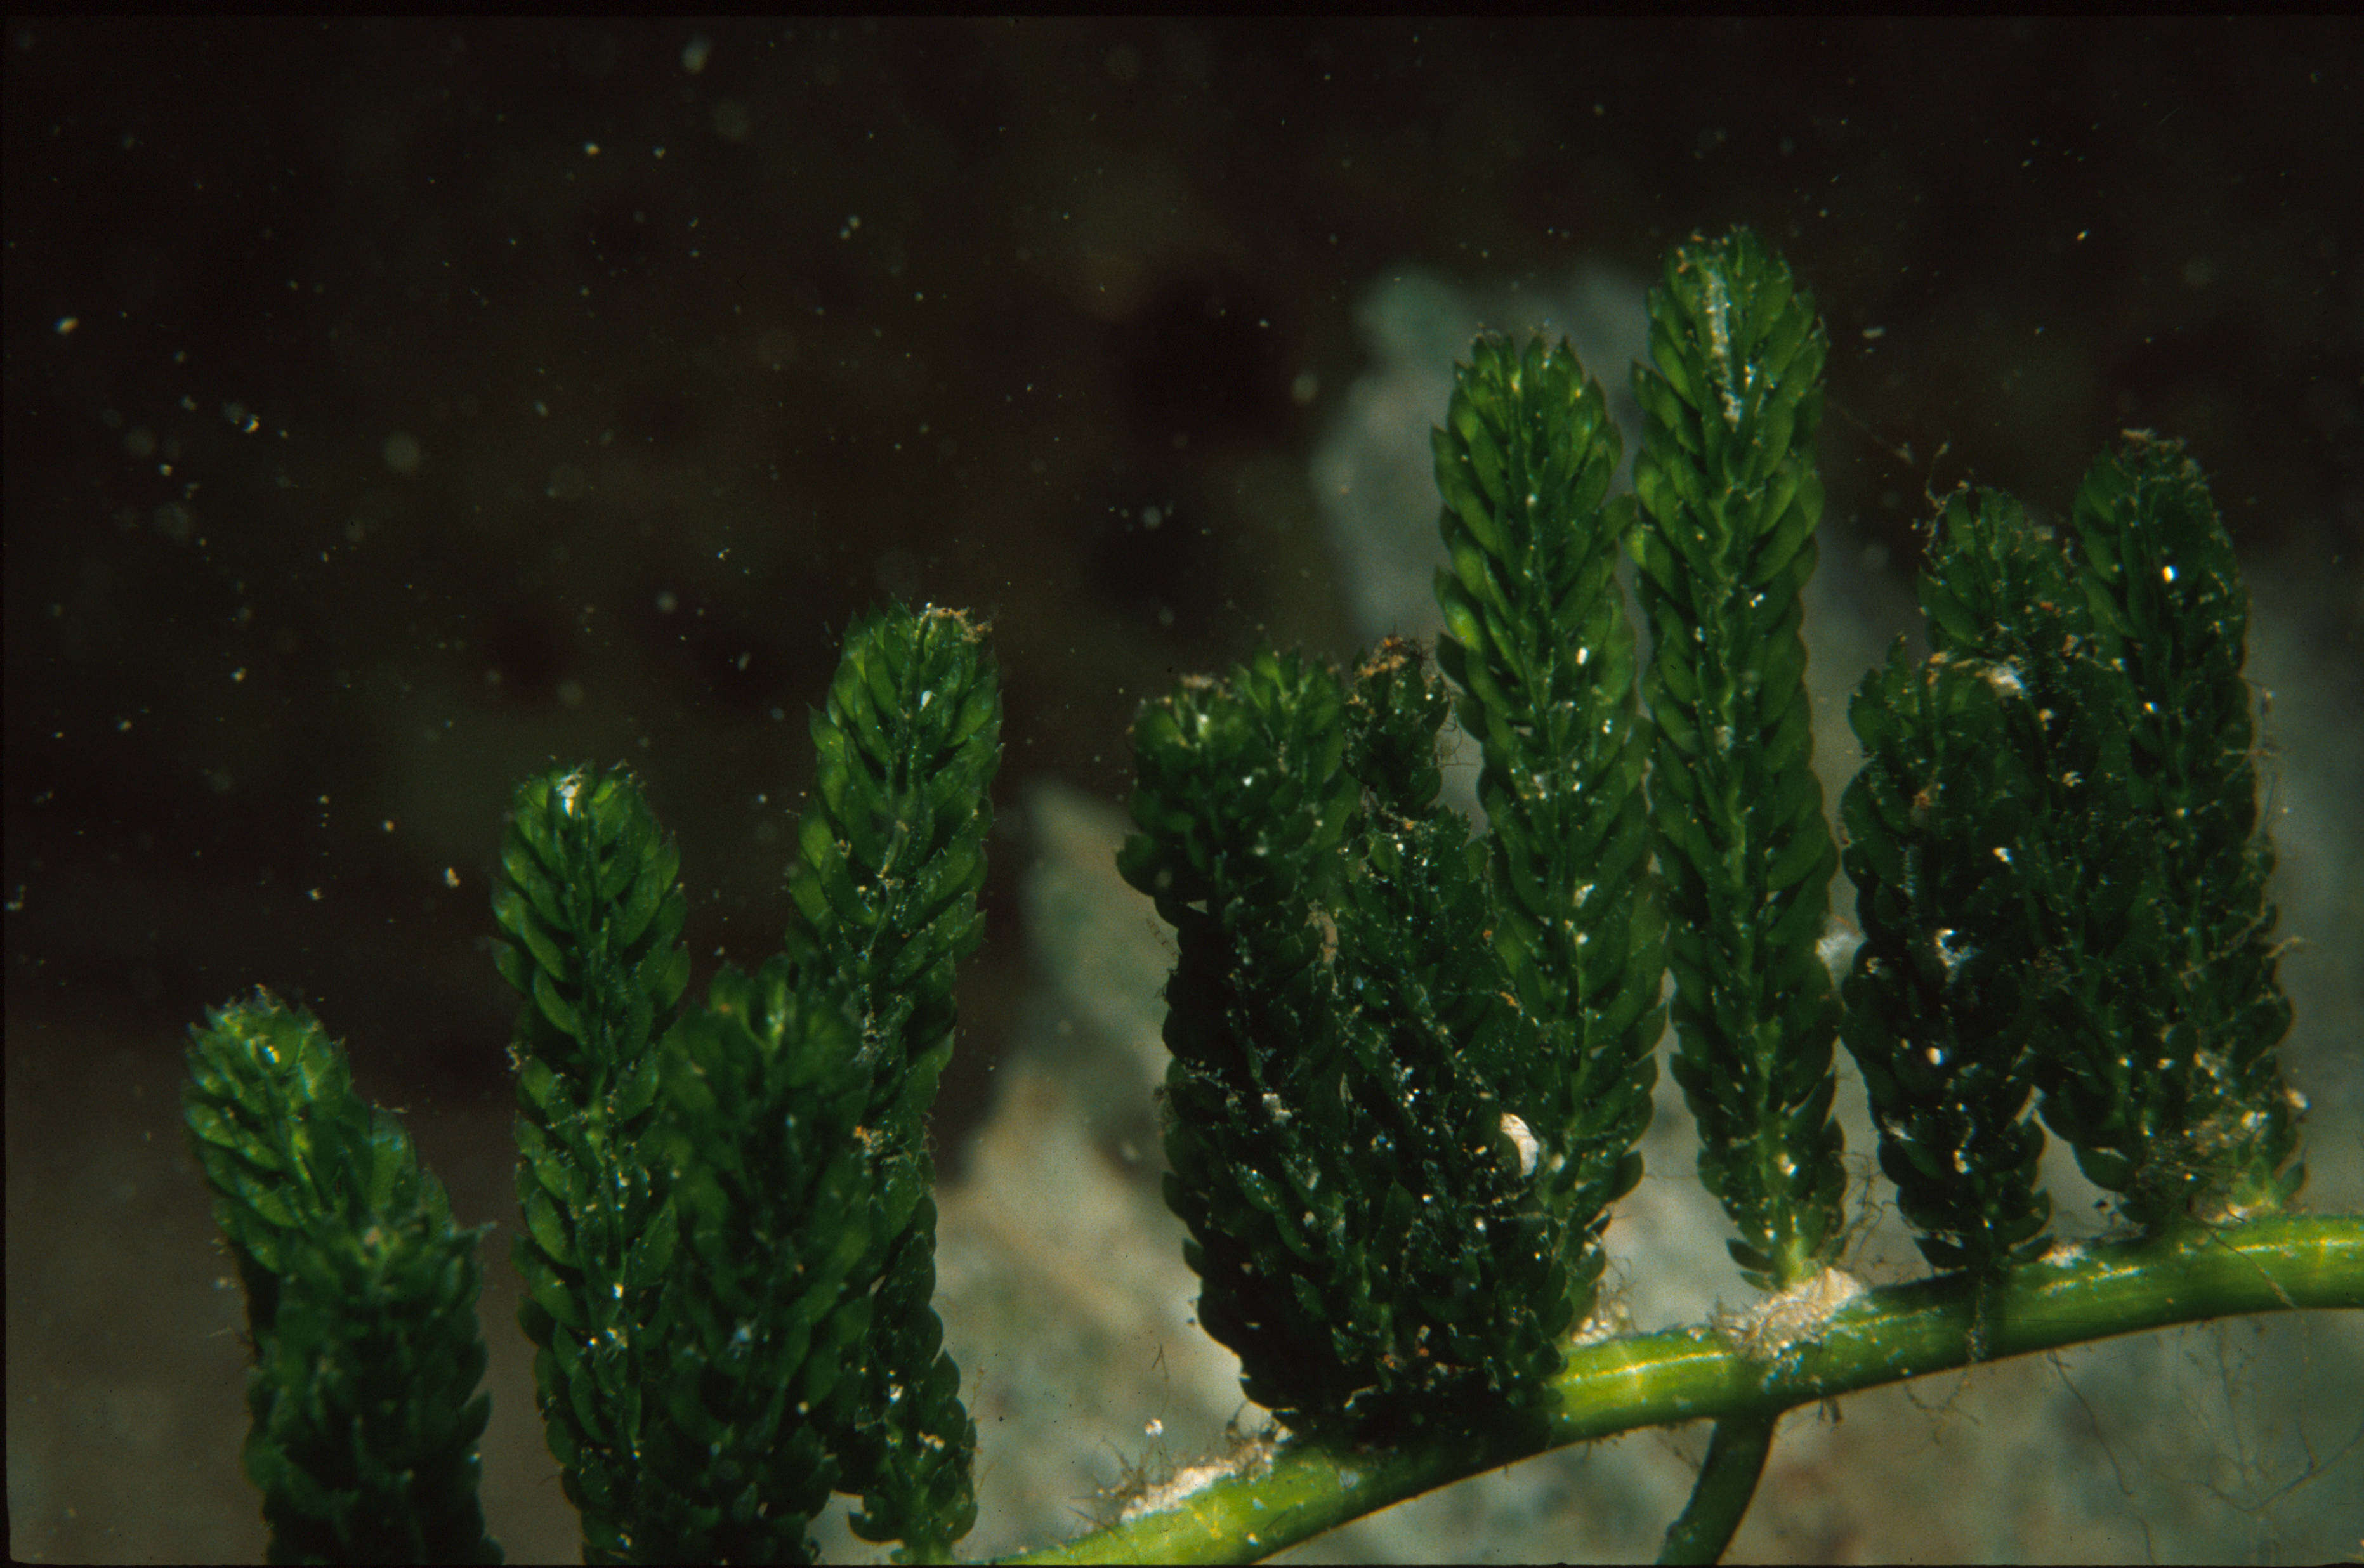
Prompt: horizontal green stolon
<box><xmin>1009</xmin><ymin>1213</ymin><xmax>2361</xmax><ymax>1565</ymax></box>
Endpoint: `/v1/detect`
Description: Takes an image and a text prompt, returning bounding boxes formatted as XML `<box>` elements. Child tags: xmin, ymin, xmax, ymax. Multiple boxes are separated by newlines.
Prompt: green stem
<box><xmin>1656</xmin><ymin>1411</ymin><xmax>1774</xmax><ymax>1565</ymax></box>
<box><xmin>1005</xmin><ymin>1213</ymin><xmax>2361</xmax><ymax>1564</ymax></box>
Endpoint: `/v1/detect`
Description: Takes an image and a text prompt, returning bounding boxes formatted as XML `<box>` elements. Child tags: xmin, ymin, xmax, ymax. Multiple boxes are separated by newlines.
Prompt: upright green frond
<box><xmin>2041</xmin><ymin>436</ymin><xmax>2304</xmax><ymax>1224</ymax></box>
<box><xmin>250</xmin><ymin>1194</ymin><xmax>500</xmax><ymax>1567</ymax></box>
<box><xmin>1430</xmin><ymin>333</ymin><xmax>1662</xmax><ymax>1258</ymax></box>
<box><xmin>1629</xmin><ymin>226</ymin><xmax>1844</xmax><ymax>1291</ymax></box>
<box><xmin>782</xmin><ymin>601</ymin><xmax>999</xmax><ymax>1558</ymax></box>
<box><xmin>1837</xmin><ymin>492</ymin><xmax>2100</xmax><ymax>1279</ymax></box>
<box><xmin>187</xmin><ymin>991</ymin><xmax>381</xmax><ymax>1330</ymax></box>
<box><xmin>1845</xmin><ymin>448</ymin><xmax>2305</xmax><ymax>1265</ymax></box>
<box><xmin>185</xmin><ymin>993</ymin><xmax>499</xmax><ymax>1565</ymax></box>
<box><xmin>2068</xmin><ymin>435</ymin><xmax>2268</xmax><ymax>930</ymax></box>
<box><xmin>1122</xmin><ymin>644</ymin><xmax>1588</xmax><ymax>1447</ymax></box>
<box><xmin>634</xmin><ymin>958</ymin><xmax>881</xmax><ymax>1567</ymax></box>
<box><xmin>492</xmin><ymin>764</ymin><xmax>689</xmax><ymax>1563</ymax></box>
<box><xmin>1328</xmin><ymin>648</ymin><xmax>1591</xmax><ymax>1443</ymax></box>
<box><xmin>1119</xmin><ymin>650</ymin><xmax>1363</xmax><ymax>1429</ymax></box>
<box><xmin>492</xmin><ymin>766</ymin><xmax>692</xmax><ymax>1093</ymax></box>
<box><xmin>785</xmin><ymin>602</ymin><xmax>1001</xmax><ymax>1140</ymax></box>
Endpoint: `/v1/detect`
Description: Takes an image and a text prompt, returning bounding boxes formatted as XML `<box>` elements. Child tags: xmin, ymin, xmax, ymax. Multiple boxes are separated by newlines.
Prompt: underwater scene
<box><xmin>7</xmin><ymin>20</ymin><xmax>2360</xmax><ymax>1564</ymax></box>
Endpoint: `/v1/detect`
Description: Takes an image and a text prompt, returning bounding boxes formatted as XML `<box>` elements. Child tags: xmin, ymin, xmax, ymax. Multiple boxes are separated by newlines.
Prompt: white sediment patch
<box><xmin>1713</xmin><ymin>1266</ymin><xmax>1868</xmax><ymax>1362</ymax></box>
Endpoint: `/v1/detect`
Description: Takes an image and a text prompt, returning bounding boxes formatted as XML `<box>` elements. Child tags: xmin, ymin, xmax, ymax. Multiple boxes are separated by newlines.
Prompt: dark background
<box><xmin>8</xmin><ymin>18</ymin><xmax>2360</xmax><ymax>1562</ymax></box>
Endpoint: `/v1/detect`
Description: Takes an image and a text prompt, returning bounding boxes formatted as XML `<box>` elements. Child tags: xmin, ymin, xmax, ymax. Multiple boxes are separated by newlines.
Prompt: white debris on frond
<box><xmin>1499</xmin><ymin>1111</ymin><xmax>1541</xmax><ymax>1178</ymax></box>
<box><xmin>1712</xmin><ymin>1267</ymin><xmax>1868</xmax><ymax>1362</ymax></box>
<box><xmin>1114</xmin><ymin>1422</ymin><xmax>1278</xmax><ymax>1525</ymax></box>
<box><xmin>1570</xmin><ymin>1293</ymin><xmax>1636</xmax><ymax>1348</ymax></box>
